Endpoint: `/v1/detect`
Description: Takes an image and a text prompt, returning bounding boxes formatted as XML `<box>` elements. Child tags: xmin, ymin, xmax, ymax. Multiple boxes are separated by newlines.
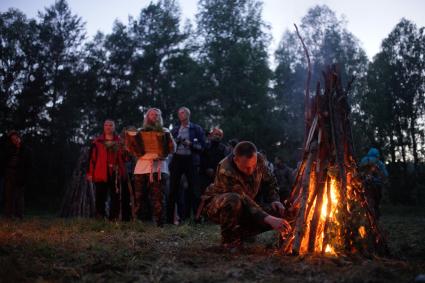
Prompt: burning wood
<box><xmin>282</xmin><ymin>26</ymin><xmax>389</xmax><ymax>256</ymax></box>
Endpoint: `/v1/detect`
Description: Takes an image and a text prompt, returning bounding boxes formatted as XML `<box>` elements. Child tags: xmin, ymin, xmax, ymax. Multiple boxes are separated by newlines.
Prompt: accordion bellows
<box><xmin>125</xmin><ymin>129</ymin><xmax>171</xmax><ymax>159</ymax></box>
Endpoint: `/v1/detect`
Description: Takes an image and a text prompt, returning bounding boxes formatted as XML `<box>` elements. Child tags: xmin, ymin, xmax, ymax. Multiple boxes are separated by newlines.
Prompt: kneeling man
<box><xmin>199</xmin><ymin>141</ymin><xmax>291</xmax><ymax>249</ymax></box>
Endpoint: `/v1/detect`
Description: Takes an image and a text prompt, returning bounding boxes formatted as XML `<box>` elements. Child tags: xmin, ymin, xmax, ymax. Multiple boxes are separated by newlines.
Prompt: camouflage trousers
<box><xmin>134</xmin><ymin>173</ymin><xmax>166</xmax><ymax>225</ymax></box>
<box><xmin>205</xmin><ymin>192</ymin><xmax>278</xmax><ymax>245</ymax></box>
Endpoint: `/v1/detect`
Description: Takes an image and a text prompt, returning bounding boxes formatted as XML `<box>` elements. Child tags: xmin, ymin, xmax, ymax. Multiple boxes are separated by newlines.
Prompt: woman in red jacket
<box><xmin>87</xmin><ymin>120</ymin><xmax>127</xmax><ymax>220</ymax></box>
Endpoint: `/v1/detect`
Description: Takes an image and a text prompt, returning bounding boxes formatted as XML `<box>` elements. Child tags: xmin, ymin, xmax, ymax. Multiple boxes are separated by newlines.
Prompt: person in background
<box><xmin>273</xmin><ymin>156</ymin><xmax>294</xmax><ymax>203</ymax></box>
<box><xmin>120</xmin><ymin>127</ymin><xmax>137</xmax><ymax>221</ymax></box>
<box><xmin>200</xmin><ymin>127</ymin><xmax>228</xmax><ymax>194</ymax></box>
<box><xmin>87</xmin><ymin>120</ymin><xmax>127</xmax><ymax>220</ymax></box>
<box><xmin>359</xmin><ymin>147</ymin><xmax>389</xmax><ymax>220</ymax></box>
<box><xmin>1</xmin><ymin>131</ymin><xmax>32</xmax><ymax>219</ymax></box>
<box><xmin>168</xmin><ymin>107</ymin><xmax>205</xmax><ymax>224</ymax></box>
<box><xmin>133</xmin><ymin>108</ymin><xmax>175</xmax><ymax>227</ymax></box>
<box><xmin>0</xmin><ymin>134</ymin><xmax>6</xmax><ymax>213</ymax></box>
<box><xmin>259</xmin><ymin>149</ymin><xmax>274</xmax><ymax>173</ymax></box>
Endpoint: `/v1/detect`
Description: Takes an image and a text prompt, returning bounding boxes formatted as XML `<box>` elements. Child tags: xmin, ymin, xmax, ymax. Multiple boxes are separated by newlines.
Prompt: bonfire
<box><xmin>281</xmin><ymin>26</ymin><xmax>389</xmax><ymax>256</ymax></box>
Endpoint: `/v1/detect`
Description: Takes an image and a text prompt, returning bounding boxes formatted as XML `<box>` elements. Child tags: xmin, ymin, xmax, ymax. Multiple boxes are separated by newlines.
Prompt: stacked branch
<box><xmin>60</xmin><ymin>147</ymin><xmax>96</xmax><ymax>218</ymax></box>
<box><xmin>283</xmin><ymin>64</ymin><xmax>389</xmax><ymax>256</ymax></box>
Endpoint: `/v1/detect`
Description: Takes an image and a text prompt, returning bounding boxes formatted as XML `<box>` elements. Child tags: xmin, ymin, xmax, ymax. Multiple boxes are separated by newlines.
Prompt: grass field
<box><xmin>0</xmin><ymin>205</ymin><xmax>424</xmax><ymax>283</ymax></box>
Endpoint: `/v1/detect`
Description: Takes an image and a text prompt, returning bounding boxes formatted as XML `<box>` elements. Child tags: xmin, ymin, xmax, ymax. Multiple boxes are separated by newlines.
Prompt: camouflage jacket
<box><xmin>201</xmin><ymin>153</ymin><xmax>280</xmax><ymax>221</ymax></box>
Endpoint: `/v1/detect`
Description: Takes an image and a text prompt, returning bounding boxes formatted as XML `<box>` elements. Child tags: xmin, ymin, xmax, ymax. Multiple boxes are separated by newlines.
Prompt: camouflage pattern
<box><xmin>134</xmin><ymin>173</ymin><xmax>166</xmax><ymax>226</ymax></box>
<box><xmin>201</xmin><ymin>153</ymin><xmax>280</xmax><ymax>244</ymax></box>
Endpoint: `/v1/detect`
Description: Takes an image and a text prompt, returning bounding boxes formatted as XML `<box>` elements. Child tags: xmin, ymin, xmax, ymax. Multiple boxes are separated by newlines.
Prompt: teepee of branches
<box><xmin>281</xmin><ymin>26</ymin><xmax>389</xmax><ymax>256</ymax></box>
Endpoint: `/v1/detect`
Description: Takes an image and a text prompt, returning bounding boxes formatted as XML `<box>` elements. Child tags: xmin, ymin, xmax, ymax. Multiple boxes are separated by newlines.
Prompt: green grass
<box><xmin>0</xmin><ymin>206</ymin><xmax>424</xmax><ymax>282</ymax></box>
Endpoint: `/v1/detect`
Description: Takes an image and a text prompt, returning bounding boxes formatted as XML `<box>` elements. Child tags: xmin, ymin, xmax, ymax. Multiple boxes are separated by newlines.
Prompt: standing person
<box><xmin>119</xmin><ymin>128</ymin><xmax>136</xmax><ymax>222</ymax></box>
<box><xmin>259</xmin><ymin>150</ymin><xmax>274</xmax><ymax>173</ymax></box>
<box><xmin>198</xmin><ymin>141</ymin><xmax>290</xmax><ymax>250</ymax></box>
<box><xmin>168</xmin><ymin>107</ymin><xmax>205</xmax><ymax>224</ymax></box>
<box><xmin>273</xmin><ymin>156</ymin><xmax>294</xmax><ymax>203</ymax></box>
<box><xmin>86</xmin><ymin>120</ymin><xmax>127</xmax><ymax>220</ymax></box>
<box><xmin>0</xmin><ymin>135</ymin><xmax>6</xmax><ymax>213</ymax></box>
<box><xmin>359</xmin><ymin>147</ymin><xmax>389</xmax><ymax>220</ymax></box>
<box><xmin>200</xmin><ymin>127</ymin><xmax>228</xmax><ymax>193</ymax></box>
<box><xmin>131</xmin><ymin>108</ymin><xmax>175</xmax><ymax>227</ymax></box>
<box><xmin>1</xmin><ymin>131</ymin><xmax>31</xmax><ymax>219</ymax></box>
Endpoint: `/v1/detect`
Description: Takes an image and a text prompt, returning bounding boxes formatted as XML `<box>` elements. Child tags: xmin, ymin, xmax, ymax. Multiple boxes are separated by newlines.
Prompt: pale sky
<box><xmin>1</xmin><ymin>0</ymin><xmax>424</xmax><ymax>60</ymax></box>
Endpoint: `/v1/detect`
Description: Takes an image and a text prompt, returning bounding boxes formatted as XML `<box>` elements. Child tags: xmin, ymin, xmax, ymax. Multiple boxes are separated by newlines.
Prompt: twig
<box><xmin>294</xmin><ymin>23</ymin><xmax>312</xmax><ymax>140</ymax></box>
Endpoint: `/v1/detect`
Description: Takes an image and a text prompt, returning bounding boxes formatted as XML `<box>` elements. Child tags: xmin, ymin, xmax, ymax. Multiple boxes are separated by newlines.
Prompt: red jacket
<box><xmin>87</xmin><ymin>134</ymin><xmax>127</xmax><ymax>182</ymax></box>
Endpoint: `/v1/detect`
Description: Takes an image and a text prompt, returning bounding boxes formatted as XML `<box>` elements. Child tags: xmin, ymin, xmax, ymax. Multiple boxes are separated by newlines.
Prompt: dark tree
<box><xmin>131</xmin><ymin>0</ymin><xmax>198</xmax><ymax>126</ymax></box>
<box><xmin>274</xmin><ymin>5</ymin><xmax>369</xmax><ymax>162</ymax></box>
<box><xmin>363</xmin><ymin>19</ymin><xmax>425</xmax><ymax>165</ymax></box>
<box><xmin>196</xmin><ymin>0</ymin><xmax>279</xmax><ymax>149</ymax></box>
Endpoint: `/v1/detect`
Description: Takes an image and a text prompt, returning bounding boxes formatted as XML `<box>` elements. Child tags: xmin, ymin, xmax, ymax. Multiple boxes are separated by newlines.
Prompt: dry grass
<box><xmin>0</xmin><ymin>205</ymin><xmax>424</xmax><ymax>283</ymax></box>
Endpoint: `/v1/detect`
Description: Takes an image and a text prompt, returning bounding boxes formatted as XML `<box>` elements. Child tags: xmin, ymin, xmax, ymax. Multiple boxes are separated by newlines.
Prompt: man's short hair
<box><xmin>178</xmin><ymin>106</ymin><xmax>191</xmax><ymax>117</ymax></box>
<box><xmin>210</xmin><ymin>127</ymin><xmax>223</xmax><ymax>137</ymax></box>
<box><xmin>233</xmin><ymin>141</ymin><xmax>257</xmax><ymax>158</ymax></box>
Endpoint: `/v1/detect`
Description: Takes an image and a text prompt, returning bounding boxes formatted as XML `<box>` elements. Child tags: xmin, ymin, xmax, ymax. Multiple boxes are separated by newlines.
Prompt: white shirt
<box><xmin>176</xmin><ymin>125</ymin><xmax>191</xmax><ymax>155</ymax></box>
<box><xmin>133</xmin><ymin>153</ymin><xmax>170</xmax><ymax>175</ymax></box>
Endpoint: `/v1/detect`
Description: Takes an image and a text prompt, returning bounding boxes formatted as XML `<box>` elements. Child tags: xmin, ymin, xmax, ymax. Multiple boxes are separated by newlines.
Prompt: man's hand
<box><xmin>86</xmin><ymin>175</ymin><xmax>93</xmax><ymax>182</ymax></box>
<box><xmin>183</xmin><ymin>139</ymin><xmax>192</xmax><ymax>147</ymax></box>
<box><xmin>264</xmin><ymin>215</ymin><xmax>291</xmax><ymax>232</ymax></box>
<box><xmin>271</xmin><ymin>201</ymin><xmax>285</xmax><ymax>217</ymax></box>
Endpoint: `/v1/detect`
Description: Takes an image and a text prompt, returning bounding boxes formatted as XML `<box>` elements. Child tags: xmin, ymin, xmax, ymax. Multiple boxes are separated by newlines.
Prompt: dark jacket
<box><xmin>274</xmin><ymin>163</ymin><xmax>294</xmax><ymax>195</ymax></box>
<box><xmin>200</xmin><ymin>140</ymin><xmax>228</xmax><ymax>176</ymax></box>
<box><xmin>171</xmin><ymin>122</ymin><xmax>206</xmax><ymax>166</ymax></box>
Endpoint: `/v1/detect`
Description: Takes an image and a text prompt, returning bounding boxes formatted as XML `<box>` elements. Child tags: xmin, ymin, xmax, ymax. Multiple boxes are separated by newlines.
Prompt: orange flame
<box><xmin>325</xmin><ymin>244</ymin><xmax>335</xmax><ymax>254</ymax></box>
<box><xmin>358</xmin><ymin>226</ymin><xmax>366</xmax><ymax>238</ymax></box>
<box><xmin>299</xmin><ymin>177</ymin><xmax>341</xmax><ymax>255</ymax></box>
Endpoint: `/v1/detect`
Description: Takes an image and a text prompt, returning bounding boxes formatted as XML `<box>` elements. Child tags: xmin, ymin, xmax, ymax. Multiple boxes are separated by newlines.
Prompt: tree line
<box><xmin>1</xmin><ymin>0</ymin><xmax>424</xmax><ymax>207</ymax></box>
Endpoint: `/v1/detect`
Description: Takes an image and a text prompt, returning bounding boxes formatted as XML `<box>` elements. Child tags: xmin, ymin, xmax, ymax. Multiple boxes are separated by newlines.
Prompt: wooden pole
<box><xmin>294</xmin><ymin>23</ymin><xmax>312</xmax><ymax>146</ymax></box>
<box><xmin>292</xmin><ymin>142</ymin><xmax>317</xmax><ymax>254</ymax></box>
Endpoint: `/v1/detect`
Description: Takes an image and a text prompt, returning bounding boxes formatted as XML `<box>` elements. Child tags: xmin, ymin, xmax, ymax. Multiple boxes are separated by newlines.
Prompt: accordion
<box><xmin>125</xmin><ymin>129</ymin><xmax>171</xmax><ymax>159</ymax></box>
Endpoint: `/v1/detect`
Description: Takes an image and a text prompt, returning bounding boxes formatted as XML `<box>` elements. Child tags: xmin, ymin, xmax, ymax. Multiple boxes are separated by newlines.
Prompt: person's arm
<box><xmin>166</xmin><ymin>130</ymin><xmax>176</xmax><ymax>154</ymax></box>
<box><xmin>86</xmin><ymin>142</ymin><xmax>96</xmax><ymax>181</ymax></box>
<box><xmin>190</xmin><ymin>125</ymin><xmax>206</xmax><ymax>152</ymax></box>
<box><xmin>378</xmin><ymin>161</ymin><xmax>389</xmax><ymax>177</ymax></box>
<box><xmin>197</xmin><ymin>126</ymin><xmax>206</xmax><ymax>150</ymax></box>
